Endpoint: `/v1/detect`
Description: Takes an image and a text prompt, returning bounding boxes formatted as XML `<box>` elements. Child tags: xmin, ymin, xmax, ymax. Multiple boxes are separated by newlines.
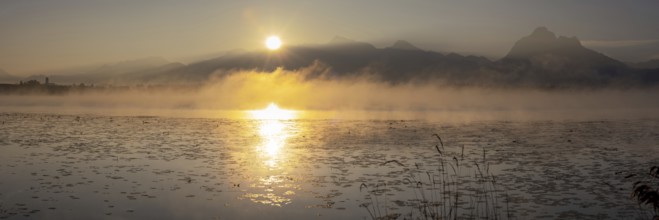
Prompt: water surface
<box><xmin>1</xmin><ymin>113</ymin><xmax>658</xmax><ymax>219</ymax></box>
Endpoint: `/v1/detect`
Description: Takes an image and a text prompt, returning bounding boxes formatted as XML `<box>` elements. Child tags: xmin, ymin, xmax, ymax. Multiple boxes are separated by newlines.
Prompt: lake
<box><xmin>1</xmin><ymin>112</ymin><xmax>658</xmax><ymax>219</ymax></box>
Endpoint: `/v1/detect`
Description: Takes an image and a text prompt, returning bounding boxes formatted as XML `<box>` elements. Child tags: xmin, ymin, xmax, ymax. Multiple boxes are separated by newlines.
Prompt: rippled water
<box><xmin>1</xmin><ymin>113</ymin><xmax>658</xmax><ymax>219</ymax></box>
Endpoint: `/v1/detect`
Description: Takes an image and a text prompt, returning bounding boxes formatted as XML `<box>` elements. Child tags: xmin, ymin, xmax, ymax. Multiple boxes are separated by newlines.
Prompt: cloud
<box><xmin>581</xmin><ymin>39</ymin><xmax>659</xmax><ymax>48</ymax></box>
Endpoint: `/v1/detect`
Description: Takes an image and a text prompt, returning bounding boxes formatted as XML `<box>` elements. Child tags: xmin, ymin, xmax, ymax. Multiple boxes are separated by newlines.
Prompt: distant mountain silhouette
<box><xmin>584</xmin><ymin>40</ymin><xmax>659</xmax><ymax>64</ymax></box>
<box><xmin>0</xmin><ymin>68</ymin><xmax>20</xmax><ymax>83</ymax></box>
<box><xmin>631</xmin><ymin>59</ymin><xmax>659</xmax><ymax>69</ymax></box>
<box><xmin>14</xmin><ymin>28</ymin><xmax>659</xmax><ymax>88</ymax></box>
<box><xmin>506</xmin><ymin>27</ymin><xmax>574</xmax><ymax>59</ymax></box>
<box><xmin>327</xmin><ymin>36</ymin><xmax>359</xmax><ymax>45</ymax></box>
<box><xmin>144</xmin><ymin>36</ymin><xmax>496</xmax><ymax>84</ymax></box>
<box><xmin>22</xmin><ymin>57</ymin><xmax>180</xmax><ymax>84</ymax></box>
<box><xmin>504</xmin><ymin>27</ymin><xmax>623</xmax><ymax>66</ymax></box>
<box><xmin>388</xmin><ymin>40</ymin><xmax>422</xmax><ymax>51</ymax></box>
<box><xmin>497</xmin><ymin>27</ymin><xmax>646</xmax><ymax>87</ymax></box>
<box><xmin>118</xmin><ymin>30</ymin><xmax>659</xmax><ymax>87</ymax></box>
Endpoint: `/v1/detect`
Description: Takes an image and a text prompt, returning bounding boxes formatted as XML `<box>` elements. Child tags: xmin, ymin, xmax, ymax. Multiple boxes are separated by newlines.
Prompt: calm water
<box><xmin>1</xmin><ymin>113</ymin><xmax>658</xmax><ymax>219</ymax></box>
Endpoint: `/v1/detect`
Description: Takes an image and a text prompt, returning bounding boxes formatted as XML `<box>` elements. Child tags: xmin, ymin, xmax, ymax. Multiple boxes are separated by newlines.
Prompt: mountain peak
<box><xmin>529</xmin><ymin>26</ymin><xmax>557</xmax><ymax>40</ymax></box>
<box><xmin>505</xmin><ymin>27</ymin><xmax>585</xmax><ymax>59</ymax></box>
<box><xmin>389</xmin><ymin>40</ymin><xmax>421</xmax><ymax>51</ymax></box>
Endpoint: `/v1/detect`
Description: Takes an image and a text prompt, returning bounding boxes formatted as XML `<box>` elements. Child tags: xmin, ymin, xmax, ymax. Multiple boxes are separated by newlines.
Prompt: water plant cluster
<box><xmin>360</xmin><ymin>134</ymin><xmax>510</xmax><ymax>220</ymax></box>
<box><xmin>631</xmin><ymin>166</ymin><xmax>659</xmax><ymax>219</ymax></box>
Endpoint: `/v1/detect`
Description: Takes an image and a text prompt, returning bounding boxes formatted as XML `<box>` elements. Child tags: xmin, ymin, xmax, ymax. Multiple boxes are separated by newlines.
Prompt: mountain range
<box><xmin>2</xmin><ymin>27</ymin><xmax>659</xmax><ymax>88</ymax></box>
<box><xmin>0</xmin><ymin>68</ymin><xmax>20</xmax><ymax>83</ymax></box>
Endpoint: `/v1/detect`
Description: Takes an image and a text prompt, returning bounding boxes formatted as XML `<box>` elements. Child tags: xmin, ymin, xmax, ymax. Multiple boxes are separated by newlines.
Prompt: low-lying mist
<box><xmin>2</xmin><ymin>66</ymin><xmax>659</xmax><ymax>121</ymax></box>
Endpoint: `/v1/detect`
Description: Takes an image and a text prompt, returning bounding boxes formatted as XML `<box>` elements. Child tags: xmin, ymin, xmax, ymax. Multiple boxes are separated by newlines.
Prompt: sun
<box><xmin>249</xmin><ymin>103</ymin><xmax>296</xmax><ymax>120</ymax></box>
<box><xmin>265</xmin><ymin>36</ymin><xmax>282</xmax><ymax>50</ymax></box>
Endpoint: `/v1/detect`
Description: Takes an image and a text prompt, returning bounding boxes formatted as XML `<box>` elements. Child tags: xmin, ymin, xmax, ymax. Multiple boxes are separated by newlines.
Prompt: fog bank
<box><xmin>2</xmin><ymin>68</ymin><xmax>659</xmax><ymax>121</ymax></box>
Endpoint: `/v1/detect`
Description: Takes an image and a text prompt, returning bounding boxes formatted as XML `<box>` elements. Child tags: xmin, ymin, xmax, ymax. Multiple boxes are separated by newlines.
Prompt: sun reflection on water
<box><xmin>258</xmin><ymin>120</ymin><xmax>289</xmax><ymax>168</ymax></box>
<box><xmin>249</xmin><ymin>103</ymin><xmax>298</xmax><ymax>168</ymax></box>
<box><xmin>249</xmin><ymin>103</ymin><xmax>297</xmax><ymax>120</ymax></box>
<box><xmin>238</xmin><ymin>103</ymin><xmax>302</xmax><ymax>207</ymax></box>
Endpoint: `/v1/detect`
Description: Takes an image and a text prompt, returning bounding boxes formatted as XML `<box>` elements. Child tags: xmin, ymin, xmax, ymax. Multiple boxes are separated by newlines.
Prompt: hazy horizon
<box><xmin>2</xmin><ymin>0</ymin><xmax>659</xmax><ymax>75</ymax></box>
<box><xmin>2</xmin><ymin>2</ymin><xmax>659</xmax><ymax>219</ymax></box>
<box><xmin>3</xmin><ymin>67</ymin><xmax>659</xmax><ymax>122</ymax></box>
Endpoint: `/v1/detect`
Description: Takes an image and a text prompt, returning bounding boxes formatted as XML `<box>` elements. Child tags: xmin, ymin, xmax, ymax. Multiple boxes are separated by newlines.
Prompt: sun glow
<box><xmin>249</xmin><ymin>103</ymin><xmax>296</xmax><ymax>120</ymax></box>
<box><xmin>259</xmin><ymin>120</ymin><xmax>287</xmax><ymax>158</ymax></box>
<box><xmin>265</xmin><ymin>36</ymin><xmax>282</xmax><ymax>50</ymax></box>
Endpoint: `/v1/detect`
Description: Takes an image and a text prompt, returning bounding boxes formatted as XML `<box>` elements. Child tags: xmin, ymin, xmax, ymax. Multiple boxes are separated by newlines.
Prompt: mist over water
<box><xmin>3</xmin><ymin>1</ymin><xmax>659</xmax><ymax>219</ymax></box>
<box><xmin>2</xmin><ymin>68</ymin><xmax>659</xmax><ymax>121</ymax></box>
<box><xmin>3</xmin><ymin>64</ymin><xmax>659</xmax><ymax>220</ymax></box>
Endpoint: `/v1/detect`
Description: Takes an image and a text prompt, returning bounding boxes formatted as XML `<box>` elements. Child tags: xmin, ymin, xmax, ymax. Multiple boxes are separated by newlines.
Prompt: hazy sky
<box><xmin>1</xmin><ymin>0</ymin><xmax>658</xmax><ymax>75</ymax></box>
